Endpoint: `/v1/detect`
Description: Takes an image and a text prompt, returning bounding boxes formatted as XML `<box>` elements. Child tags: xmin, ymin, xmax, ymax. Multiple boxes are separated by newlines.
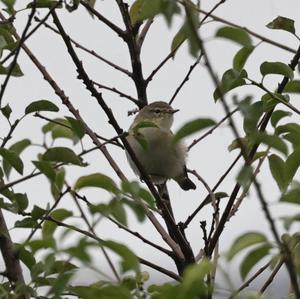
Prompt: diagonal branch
<box><xmin>51</xmin><ymin>10</ymin><xmax>197</xmax><ymax>269</ymax></box>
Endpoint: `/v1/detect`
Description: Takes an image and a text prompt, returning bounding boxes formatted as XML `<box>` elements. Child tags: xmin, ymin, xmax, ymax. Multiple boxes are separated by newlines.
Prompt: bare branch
<box><xmin>92</xmin><ymin>80</ymin><xmax>139</xmax><ymax>104</ymax></box>
<box><xmin>169</xmin><ymin>55</ymin><xmax>201</xmax><ymax>105</ymax></box>
<box><xmin>197</xmin><ymin>8</ymin><xmax>297</xmax><ymax>54</ymax></box>
<box><xmin>79</xmin><ymin>0</ymin><xmax>126</xmax><ymax>39</ymax></box>
<box><xmin>188</xmin><ymin>108</ymin><xmax>239</xmax><ymax>151</ymax></box>
<box><xmin>34</xmin><ymin>17</ymin><xmax>132</xmax><ymax>77</ymax></box>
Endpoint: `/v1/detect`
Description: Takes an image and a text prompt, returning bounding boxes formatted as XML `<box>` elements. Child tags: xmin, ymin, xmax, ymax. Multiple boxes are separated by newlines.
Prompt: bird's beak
<box><xmin>171</xmin><ymin>109</ymin><xmax>180</xmax><ymax>114</ymax></box>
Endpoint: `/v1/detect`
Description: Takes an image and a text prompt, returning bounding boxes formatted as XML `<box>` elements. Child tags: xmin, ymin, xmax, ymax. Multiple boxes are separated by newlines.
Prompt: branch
<box><xmin>199</xmin><ymin>0</ymin><xmax>226</xmax><ymax>26</ymax></box>
<box><xmin>183</xmin><ymin>4</ymin><xmax>300</xmax><ymax>294</ymax></box>
<box><xmin>92</xmin><ymin>80</ymin><xmax>139</xmax><ymax>104</ymax></box>
<box><xmin>51</xmin><ymin>10</ymin><xmax>196</xmax><ymax>267</ymax></box>
<box><xmin>79</xmin><ymin>0</ymin><xmax>126</xmax><ymax>39</ymax></box>
<box><xmin>115</xmin><ymin>0</ymin><xmax>147</xmax><ymax>106</ymax></box>
<box><xmin>0</xmin><ymin>5</ymin><xmax>36</xmax><ymax>107</ymax></box>
<box><xmin>181</xmin><ymin>153</ymin><xmax>242</xmax><ymax>229</ymax></box>
<box><xmin>188</xmin><ymin>108</ymin><xmax>239</xmax><ymax>151</ymax></box>
<box><xmin>34</xmin><ymin>17</ymin><xmax>132</xmax><ymax>77</ymax></box>
<box><xmin>169</xmin><ymin>55</ymin><xmax>201</xmax><ymax>105</ymax></box>
<box><xmin>229</xmin><ymin>260</ymin><xmax>272</xmax><ymax>298</ymax></box>
<box><xmin>197</xmin><ymin>8</ymin><xmax>297</xmax><ymax>54</ymax></box>
<box><xmin>107</xmin><ymin>216</ymin><xmax>174</xmax><ymax>257</ymax></box>
<box><xmin>0</xmin><ymin>209</ymin><xmax>28</xmax><ymax>299</ymax></box>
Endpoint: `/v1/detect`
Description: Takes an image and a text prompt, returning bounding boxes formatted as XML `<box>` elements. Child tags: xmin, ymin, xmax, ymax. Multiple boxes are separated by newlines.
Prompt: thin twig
<box><xmin>92</xmin><ymin>81</ymin><xmax>139</xmax><ymax>104</ymax></box>
<box><xmin>188</xmin><ymin>108</ymin><xmax>239</xmax><ymax>151</ymax></box>
<box><xmin>182</xmin><ymin>153</ymin><xmax>242</xmax><ymax>229</ymax></box>
<box><xmin>137</xmin><ymin>18</ymin><xmax>154</xmax><ymax>49</ymax></box>
<box><xmin>199</xmin><ymin>0</ymin><xmax>226</xmax><ymax>26</ymax></box>
<box><xmin>115</xmin><ymin>0</ymin><xmax>147</xmax><ymax>106</ymax></box>
<box><xmin>196</xmin><ymin>8</ymin><xmax>297</xmax><ymax>54</ymax></box>
<box><xmin>259</xmin><ymin>259</ymin><xmax>284</xmax><ymax>294</ymax></box>
<box><xmin>51</xmin><ymin>10</ymin><xmax>192</xmax><ymax>263</ymax></box>
<box><xmin>107</xmin><ymin>216</ymin><xmax>173</xmax><ymax>257</ymax></box>
<box><xmin>34</xmin><ymin>112</ymin><xmax>124</xmax><ymax>149</ymax></box>
<box><xmin>146</xmin><ymin>42</ymin><xmax>181</xmax><ymax>85</ymax></box>
<box><xmin>169</xmin><ymin>55</ymin><xmax>202</xmax><ymax>105</ymax></box>
<box><xmin>79</xmin><ymin>0</ymin><xmax>126</xmax><ymax>39</ymax></box>
<box><xmin>183</xmin><ymin>4</ymin><xmax>300</xmax><ymax>294</ymax></box>
<box><xmin>34</xmin><ymin>16</ymin><xmax>132</xmax><ymax>77</ymax></box>
<box><xmin>0</xmin><ymin>4</ymin><xmax>36</xmax><ymax>107</ymax></box>
<box><xmin>69</xmin><ymin>186</ymin><xmax>120</xmax><ymax>282</ymax></box>
<box><xmin>229</xmin><ymin>260</ymin><xmax>272</xmax><ymax>298</ymax></box>
<box><xmin>1</xmin><ymin>3</ymin><xmax>60</xmax><ymax>66</ymax></box>
<box><xmin>0</xmin><ymin>119</ymin><xmax>20</xmax><ymax>148</ymax></box>
<box><xmin>249</xmin><ymin>79</ymin><xmax>300</xmax><ymax>116</ymax></box>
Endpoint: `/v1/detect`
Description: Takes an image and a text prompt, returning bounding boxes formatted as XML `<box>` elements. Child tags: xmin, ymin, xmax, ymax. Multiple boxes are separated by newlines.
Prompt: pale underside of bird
<box><xmin>126</xmin><ymin>101</ymin><xmax>196</xmax><ymax>191</ymax></box>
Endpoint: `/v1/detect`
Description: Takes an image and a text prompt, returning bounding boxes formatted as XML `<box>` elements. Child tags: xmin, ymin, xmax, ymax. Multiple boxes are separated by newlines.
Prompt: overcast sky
<box><xmin>1</xmin><ymin>0</ymin><xmax>300</xmax><ymax>297</ymax></box>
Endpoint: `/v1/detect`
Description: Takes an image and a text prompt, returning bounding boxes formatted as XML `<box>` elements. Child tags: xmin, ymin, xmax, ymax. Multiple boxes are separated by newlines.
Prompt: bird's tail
<box><xmin>176</xmin><ymin>167</ymin><xmax>196</xmax><ymax>191</ymax></box>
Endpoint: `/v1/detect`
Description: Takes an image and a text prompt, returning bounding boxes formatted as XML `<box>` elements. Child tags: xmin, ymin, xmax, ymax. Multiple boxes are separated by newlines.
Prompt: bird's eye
<box><xmin>154</xmin><ymin>109</ymin><xmax>160</xmax><ymax>114</ymax></box>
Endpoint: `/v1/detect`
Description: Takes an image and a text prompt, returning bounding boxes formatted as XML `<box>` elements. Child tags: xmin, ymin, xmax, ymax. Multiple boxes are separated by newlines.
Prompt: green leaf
<box><xmin>271</xmin><ymin>110</ymin><xmax>292</xmax><ymax>128</ymax></box>
<box><xmin>282</xmin><ymin>214</ymin><xmax>300</xmax><ymax>230</ymax></box>
<box><xmin>31</xmin><ymin>205</ymin><xmax>47</xmax><ymax>220</ymax></box>
<box><xmin>102</xmin><ymin>240</ymin><xmax>139</xmax><ymax>273</ymax></box>
<box><xmin>233</xmin><ymin>46</ymin><xmax>254</xmax><ymax>71</ymax></box>
<box><xmin>0</xmin><ymin>62</ymin><xmax>23</xmax><ymax>77</ymax></box>
<box><xmin>249</xmin><ymin>132</ymin><xmax>288</xmax><ymax>155</ymax></box>
<box><xmin>260</xmin><ymin>61</ymin><xmax>294</xmax><ymax>80</ymax></box>
<box><xmin>27</xmin><ymin>0</ymin><xmax>62</xmax><ymax>8</ymax></box>
<box><xmin>1</xmin><ymin>0</ymin><xmax>16</xmax><ymax>14</ymax></box>
<box><xmin>0</xmin><ymin>148</ymin><xmax>23</xmax><ymax>175</ymax></box>
<box><xmin>129</xmin><ymin>0</ymin><xmax>179</xmax><ymax>26</ymax></box>
<box><xmin>65</xmin><ymin>239</ymin><xmax>93</xmax><ymax>263</ymax></box>
<box><xmin>227</xmin><ymin>232</ymin><xmax>268</xmax><ymax>260</ymax></box>
<box><xmin>18</xmin><ymin>246</ymin><xmax>36</xmax><ymax>270</ymax></box>
<box><xmin>283</xmin><ymin>132</ymin><xmax>300</xmax><ymax>149</ymax></box>
<box><xmin>261</xmin><ymin>92</ymin><xmax>289</xmax><ymax>112</ymax></box>
<box><xmin>74</xmin><ymin>173</ymin><xmax>118</xmax><ymax>193</ymax></box>
<box><xmin>268</xmin><ymin>154</ymin><xmax>287</xmax><ymax>191</ymax></box>
<box><xmin>42</xmin><ymin>147</ymin><xmax>83</xmax><ymax>166</ymax></box>
<box><xmin>214</xmin><ymin>69</ymin><xmax>248</xmax><ymax>100</ymax></box>
<box><xmin>51</xmin><ymin>167</ymin><xmax>65</xmax><ymax>199</ymax></box>
<box><xmin>51</xmin><ymin>208</ymin><xmax>73</xmax><ymax>221</ymax></box>
<box><xmin>65</xmin><ymin>117</ymin><xmax>85</xmax><ymax>139</ymax></box>
<box><xmin>171</xmin><ymin>24</ymin><xmax>186</xmax><ymax>54</ymax></box>
<box><xmin>281</xmin><ymin>188</ymin><xmax>300</xmax><ymax>205</ymax></box>
<box><xmin>215</xmin><ymin>26</ymin><xmax>252</xmax><ymax>46</ymax></box>
<box><xmin>286</xmin><ymin>148</ymin><xmax>300</xmax><ymax>186</ymax></box>
<box><xmin>276</xmin><ymin>123</ymin><xmax>300</xmax><ymax>135</ymax></box>
<box><xmin>42</xmin><ymin>209</ymin><xmax>72</xmax><ymax>240</ymax></box>
<box><xmin>121</xmin><ymin>181</ymin><xmax>155</xmax><ymax>208</ymax></box>
<box><xmin>283</xmin><ymin>80</ymin><xmax>300</xmax><ymax>93</ymax></box>
<box><xmin>173</xmin><ymin>118</ymin><xmax>216</xmax><ymax>143</ymax></box>
<box><xmin>243</xmin><ymin>101</ymin><xmax>264</xmax><ymax>134</ymax></box>
<box><xmin>0</xmin><ymin>104</ymin><xmax>12</xmax><ymax>119</ymax></box>
<box><xmin>110</xmin><ymin>198</ymin><xmax>127</xmax><ymax>226</ymax></box>
<box><xmin>32</xmin><ymin>160</ymin><xmax>56</xmax><ymax>181</ymax></box>
<box><xmin>240</xmin><ymin>244</ymin><xmax>271</xmax><ymax>280</ymax></box>
<box><xmin>25</xmin><ymin>100</ymin><xmax>59</xmax><ymax>114</ymax></box>
<box><xmin>15</xmin><ymin>217</ymin><xmax>37</xmax><ymax>228</ymax></box>
<box><xmin>3</xmin><ymin>139</ymin><xmax>31</xmax><ymax>178</ymax></box>
<box><xmin>179</xmin><ymin>261</ymin><xmax>212</xmax><ymax>298</ymax></box>
<box><xmin>237</xmin><ymin>165</ymin><xmax>253</xmax><ymax>188</ymax></box>
<box><xmin>14</xmin><ymin>193</ymin><xmax>29</xmax><ymax>212</ymax></box>
<box><xmin>266</xmin><ymin>16</ymin><xmax>295</xmax><ymax>34</ymax></box>
<box><xmin>122</xmin><ymin>198</ymin><xmax>146</xmax><ymax>222</ymax></box>
<box><xmin>132</xmin><ymin>120</ymin><xmax>158</xmax><ymax>132</ymax></box>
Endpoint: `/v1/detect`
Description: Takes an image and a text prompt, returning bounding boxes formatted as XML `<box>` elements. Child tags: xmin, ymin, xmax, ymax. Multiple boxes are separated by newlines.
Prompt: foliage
<box><xmin>0</xmin><ymin>0</ymin><xmax>300</xmax><ymax>299</ymax></box>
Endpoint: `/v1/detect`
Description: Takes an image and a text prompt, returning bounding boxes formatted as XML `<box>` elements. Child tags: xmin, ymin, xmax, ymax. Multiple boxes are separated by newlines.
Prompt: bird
<box><xmin>126</xmin><ymin>101</ymin><xmax>196</xmax><ymax>191</ymax></box>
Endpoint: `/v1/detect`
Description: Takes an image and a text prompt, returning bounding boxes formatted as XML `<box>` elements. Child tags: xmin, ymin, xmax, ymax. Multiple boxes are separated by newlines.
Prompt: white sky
<box><xmin>1</xmin><ymin>0</ymin><xmax>300</xmax><ymax>297</ymax></box>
